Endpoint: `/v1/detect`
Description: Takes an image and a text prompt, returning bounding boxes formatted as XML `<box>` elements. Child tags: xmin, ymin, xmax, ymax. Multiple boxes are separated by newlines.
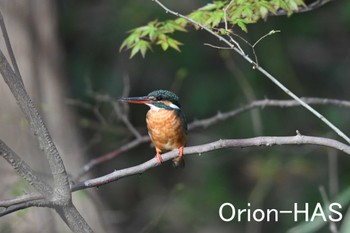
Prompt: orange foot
<box><xmin>156</xmin><ymin>150</ymin><xmax>162</xmax><ymax>165</ymax></box>
<box><xmin>178</xmin><ymin>146</ymin><xmax>184</xmax><ymax>159</ymax></box>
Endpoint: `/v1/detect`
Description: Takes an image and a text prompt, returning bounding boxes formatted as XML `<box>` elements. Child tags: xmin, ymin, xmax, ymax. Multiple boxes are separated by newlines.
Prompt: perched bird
<box><xmin>120</xmin><ymin>90</ymin><xmax>187</xmax><ymax>167</ymax></box>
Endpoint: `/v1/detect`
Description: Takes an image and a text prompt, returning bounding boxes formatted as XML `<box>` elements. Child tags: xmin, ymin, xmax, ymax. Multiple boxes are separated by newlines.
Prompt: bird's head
<box><xmin>120</xmin><ymin>90</ymin><xmax>181</xmax><ymax>111</ymax></box>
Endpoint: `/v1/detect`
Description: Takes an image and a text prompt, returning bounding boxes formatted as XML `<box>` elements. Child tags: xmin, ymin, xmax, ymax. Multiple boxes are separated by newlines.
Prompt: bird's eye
<box><xmin>156</xmin><ymin>96</ymin><xmax>162</xmax><ymax>101</ymax></box>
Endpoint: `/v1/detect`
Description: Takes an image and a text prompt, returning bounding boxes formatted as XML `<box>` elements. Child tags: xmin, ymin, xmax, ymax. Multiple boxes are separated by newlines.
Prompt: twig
<box><xmin>203</xmin><ymin>43</ymin><xmax>232</xmax><ymax>50</ymax></box>
<box><xmin>80</xmin><ymin>75</ymin><xmax>142</xmax><ymax>139</ymax></box>
<box><xmin>223</xmin><ymin>0</ymin><xmax>234</xmax><ymax>32</ymax></box>
<box><xmin>74</xmin><ymin>135</ymin><xmax>150</xmax><ymax>180</ymax></box>
<box><xmin>251</xmin><ymin>30</ymin><xmax>281</xmax><ymax>65</ymax></box>
<box><xmin>113</xmin><ymin>102</ymin><xmax>142</xmax><ymax>139</ymax></box>
<box><xmin>152</xmin><ymin>0</ymin><xmax>350</xmax><ymax>144</ymax></box>
<box><xmin>221</xmin><ymin>0</ymin><xmax>245</xmax><ymax>54</ymax></box>
<box><xmin>253</xmin><ymin>30</ymin><xmax>281</xmax><ymax>48</ymax></box>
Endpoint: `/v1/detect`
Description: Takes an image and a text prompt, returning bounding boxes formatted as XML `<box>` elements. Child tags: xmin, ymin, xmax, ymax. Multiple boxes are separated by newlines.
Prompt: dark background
<box><xmin>54</xmin><ymin>0</ymin><xmax>350</xmax><ymax>232</ymax></box>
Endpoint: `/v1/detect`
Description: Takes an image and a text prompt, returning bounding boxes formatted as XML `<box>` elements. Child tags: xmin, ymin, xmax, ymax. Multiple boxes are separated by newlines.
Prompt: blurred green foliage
<box><xmin>57</xmin><ymin>0</ymin><xmax>350</xmax><ymax>232</ymax></box>
<box><xmin>120</xmin><ymin>0</ymin><xmax>306</xmax><ymax>58</ymax></box>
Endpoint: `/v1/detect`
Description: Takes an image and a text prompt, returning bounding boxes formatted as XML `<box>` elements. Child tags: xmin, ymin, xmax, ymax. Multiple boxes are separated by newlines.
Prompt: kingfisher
<box><xmin>120</xmin><ymin>90</ymin><xmax>187</xmax><ymax>167</ymax></box>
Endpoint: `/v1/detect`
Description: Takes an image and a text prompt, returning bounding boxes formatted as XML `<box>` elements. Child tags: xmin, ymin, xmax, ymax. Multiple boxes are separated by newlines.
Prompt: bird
<box><xmin>120</xmin><ymin>90</ymin><xmax>187</xmax><ymax>168</ymax></box>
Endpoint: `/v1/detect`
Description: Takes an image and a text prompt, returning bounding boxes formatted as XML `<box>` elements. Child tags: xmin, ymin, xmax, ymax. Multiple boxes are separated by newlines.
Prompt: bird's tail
<box><xmin>172</xmin><ymin>156</ymin><xmax>185</xmax><ymax>168</ymax></box>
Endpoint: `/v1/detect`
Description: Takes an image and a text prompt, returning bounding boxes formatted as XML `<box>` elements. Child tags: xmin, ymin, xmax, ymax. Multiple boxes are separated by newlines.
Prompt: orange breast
<box><xmin>146</xmin><ymin>108</ymin><xmax>186</xmax><ymax>152</ymax></box>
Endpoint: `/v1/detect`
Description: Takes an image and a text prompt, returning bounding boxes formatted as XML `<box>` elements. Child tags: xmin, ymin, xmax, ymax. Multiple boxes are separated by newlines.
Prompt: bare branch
<box><xmin>0</xmin><ymin>200</ymin><xmax>52</xmax><ymax>217</ymax></box>
<box><xmin>78</xmin><ymin>75</ymin><xmax>142</xmax><ymax>139</ymax></box>
<box><xmin>72</xmin><ymin>134</ymin><xmax>350</xmax><ymax>192</ymax></box>
<box><xmin>75</xmin><ymin>97</ymin><xmax>350</xmax><ymax>178</ymax></box>
<box><xmin>75</xmin><ymin>135</ymin><xmax>149</xmax><ymax>180</ymax></box>
<box><xmin>189</xmin><ymin>98</ymin><xmax>350</xmax><ymax>130</ymax></box>
<box><xmin>113</xmin><ymin>102</ymin><xmax>142</xmax><ymax>139</ymax></box>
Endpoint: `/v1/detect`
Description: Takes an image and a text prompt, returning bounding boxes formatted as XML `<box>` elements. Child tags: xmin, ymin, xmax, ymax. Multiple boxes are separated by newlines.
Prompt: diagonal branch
<box><xmin>189</xmin><ymin>98</ymin><xmax>350</xmax><ymax>129</ymax></box>
<box><xmin>152</xmin><ymin>0</ymin><xmax>350</xmax><ymax>145</ymax></box>
<box><xmin>75</xmin><ymin>135</ymin><xmax>149</xmax><ymax>180</ymax></box>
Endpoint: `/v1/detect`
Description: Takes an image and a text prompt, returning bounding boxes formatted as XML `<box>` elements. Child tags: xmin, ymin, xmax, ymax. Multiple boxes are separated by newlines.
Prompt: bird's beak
<box><xmin>119</xmin><ymin>96</ymin><xmax>151</xmax><ymax>105</ymax></box>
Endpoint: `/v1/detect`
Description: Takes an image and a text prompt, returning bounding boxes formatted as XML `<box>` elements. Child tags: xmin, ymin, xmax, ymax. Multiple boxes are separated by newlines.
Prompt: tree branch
<box><xmin>72</xmin><ymin>134</ymin><xmax>350</xmax><ymax>191</ymax></box>
<box><xmin>75</xmin><ymin>135</ymin><xmax>149</xmax><ymax>180</ymax></box>
<box><xmin>0</xmin><ymin>200</ymin><xmax>51</xmax><ymax>217</ymax></box>
<box><xmin>189</xmin><ymin>98</ymin><xmax>350</xmax><ymax>129</ymax></box>
<box><xmin>75</xmin><ymin>97</ymin><xmax>350</xmax><ymax>179</ymax></box>
<box><xmin>0</xmin><ymin>193</ymin><xmax>44</xmax><ymax>208</ymax></box>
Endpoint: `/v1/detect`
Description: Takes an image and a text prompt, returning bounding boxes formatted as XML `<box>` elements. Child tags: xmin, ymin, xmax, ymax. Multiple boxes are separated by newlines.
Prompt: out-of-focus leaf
<box><xmin>167</xmin><ymin>37</ymin><xmax>182</xmax><ymax>52</ymax></box>
<box><xmin>235</xmin><ymin>19</ymin><xmax>248</xmax><ymax>32</ymax></box>
<box><xmin>199</xmin><ymin>1</ymin><xmax>225</xmax><ymax>11</ymax></box>
<box><xmin>128</xmin><ymin>39</ymin><xmax>152</xmax><ymax>58</ymax></box>
<box><xmin>120</xmin><ymin>0</ymin><xmax>307</xmax><ymax>58</ymax></box>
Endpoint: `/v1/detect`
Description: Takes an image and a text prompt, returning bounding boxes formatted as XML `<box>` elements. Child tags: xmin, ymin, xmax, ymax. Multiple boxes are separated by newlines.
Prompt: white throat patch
<box><xmin>146</xmin><ymin>104</ymin><xmax>161</xmax><ymax>111</ymax></box>
<box><xmin>146</xmin><ymin>102</ymin><xmax>180</xmax><ymax>111</ymax></box>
